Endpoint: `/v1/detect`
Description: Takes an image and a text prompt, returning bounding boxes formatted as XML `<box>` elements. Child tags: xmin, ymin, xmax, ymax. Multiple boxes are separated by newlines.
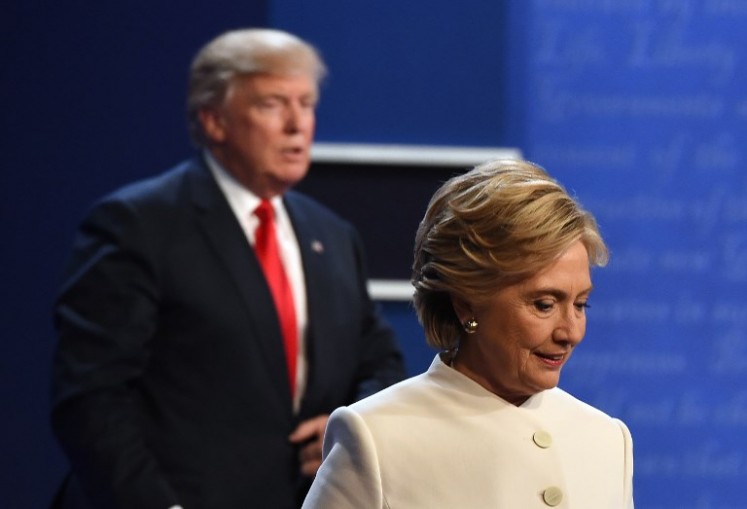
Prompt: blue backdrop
<box><xmin>3</xmin><ymin>1</ymin><xmax>746</xmax><ymax>507</ymax></box>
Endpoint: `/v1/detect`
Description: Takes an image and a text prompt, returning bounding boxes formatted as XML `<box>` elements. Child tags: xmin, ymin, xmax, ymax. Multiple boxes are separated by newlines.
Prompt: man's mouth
<box><xmin>280</xmin><ymin>146</ymin><xmax>307</xmax><ymax>161</ymax></box>
<box><xmin>281</xmin><ymin>144</ymin><xmax>305</xmax><ymax>154</ymax></box>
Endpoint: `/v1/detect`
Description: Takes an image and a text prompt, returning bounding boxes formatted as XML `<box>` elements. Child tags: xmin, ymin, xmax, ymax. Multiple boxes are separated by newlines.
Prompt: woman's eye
<box><xmin>534</xmin><ymin>300</ymin><xmax>554</xmax><ymax>312</ymax></box>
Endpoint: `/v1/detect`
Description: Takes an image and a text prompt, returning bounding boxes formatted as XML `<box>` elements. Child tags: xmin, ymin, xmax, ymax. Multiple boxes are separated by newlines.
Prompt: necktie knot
<box><xmin>254</xmin><ymin>199</ymin><xmax>274</xmax><ymax>223</ymax></box>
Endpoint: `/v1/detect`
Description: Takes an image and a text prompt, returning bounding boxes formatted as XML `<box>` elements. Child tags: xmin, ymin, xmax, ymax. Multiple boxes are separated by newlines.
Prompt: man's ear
<box><xmin>198</xmin><ymin>108</ymin><xmax>226</xmax><ymax>144</ymax></box>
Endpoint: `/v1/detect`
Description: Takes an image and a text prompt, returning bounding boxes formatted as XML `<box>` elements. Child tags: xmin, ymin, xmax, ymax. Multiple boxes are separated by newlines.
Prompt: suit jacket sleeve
<box><xmin>346</xmin><ymin>227</ymin><xmax>405</xmax><ymax>401</ymax></box>
<box><xmin>51</xmin><ymin>195</ymin><xmax>179</xmax><ymax>509</ymax></box>
<box><xmin>302</xmin><ymin>407</ymin><xmax>385</xmax><ymax>509</ymax></box>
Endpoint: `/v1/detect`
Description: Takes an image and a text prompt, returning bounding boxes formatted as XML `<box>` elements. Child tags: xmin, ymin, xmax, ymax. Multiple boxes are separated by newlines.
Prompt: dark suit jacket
<box><xmin>50</xmin><ymin>157</ymin><xmax>405</xmax><ymax>509</ymax></box>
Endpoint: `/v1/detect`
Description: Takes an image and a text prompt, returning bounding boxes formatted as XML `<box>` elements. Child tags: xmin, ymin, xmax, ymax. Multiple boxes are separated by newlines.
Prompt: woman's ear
<box><xmin>451</xmin><ymin>296</ymin><xmax>473</xmax><ymax>324</ymax></box>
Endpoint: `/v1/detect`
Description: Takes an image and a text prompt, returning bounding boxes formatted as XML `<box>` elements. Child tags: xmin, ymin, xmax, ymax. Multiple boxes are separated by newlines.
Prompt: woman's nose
<box><xmin>554</xmin><ymin>308</ymin><xmax>586</xmax><ymax>345</ymax></box>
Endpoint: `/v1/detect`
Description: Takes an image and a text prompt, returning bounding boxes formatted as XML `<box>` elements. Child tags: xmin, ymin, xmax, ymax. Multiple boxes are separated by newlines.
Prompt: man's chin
<box><xmin>271</xmin><ymin>166</ymin><xmax>310</xmax><ymax>192</ymax></box>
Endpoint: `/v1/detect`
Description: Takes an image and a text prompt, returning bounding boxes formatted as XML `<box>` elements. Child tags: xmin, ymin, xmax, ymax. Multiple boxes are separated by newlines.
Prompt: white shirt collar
<box><xmin>203</xmin><ymin>150</ymin><xmax>286</xmax><ymax>241</ymax></box>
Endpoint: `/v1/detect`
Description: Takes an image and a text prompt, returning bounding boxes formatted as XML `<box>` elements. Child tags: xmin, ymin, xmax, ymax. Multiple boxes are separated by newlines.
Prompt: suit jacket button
<box><xmin>542</xmin><ymin>486</ymin><xmax>563</xmax><ymax>506</ymax></box>
<box><xmin>533</xmin><ymin>430</ymin><xmax>553</xmax><ymax>448</ymax></box>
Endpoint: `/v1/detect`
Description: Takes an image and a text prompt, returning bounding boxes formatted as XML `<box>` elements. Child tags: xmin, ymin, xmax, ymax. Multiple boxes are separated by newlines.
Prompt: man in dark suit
<box><xmin>50</xmin><ymin>28</ymin><xmax>405</xmax><ymax>509</ymax></box>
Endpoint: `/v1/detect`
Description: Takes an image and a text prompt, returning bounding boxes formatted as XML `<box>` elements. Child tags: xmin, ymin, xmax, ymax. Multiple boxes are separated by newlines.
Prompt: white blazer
<box><xmin>304</xmin><ymin>355</ymin><xmax>634</xmax><ymax>508</ymax></box>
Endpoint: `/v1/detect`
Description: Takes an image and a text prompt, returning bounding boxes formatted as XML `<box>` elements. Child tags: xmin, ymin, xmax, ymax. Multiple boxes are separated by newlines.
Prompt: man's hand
<box><xmin>288</xmin><ymin>414</ymin><xmax>329</xmax><ymax>477</ymax></box>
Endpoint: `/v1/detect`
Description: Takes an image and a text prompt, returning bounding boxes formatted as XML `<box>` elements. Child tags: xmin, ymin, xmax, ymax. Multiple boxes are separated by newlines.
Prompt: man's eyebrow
<box><xmin>255</xmin><ymin>92</ymin><xmax>318</xmax><ymax>102</ymax></box>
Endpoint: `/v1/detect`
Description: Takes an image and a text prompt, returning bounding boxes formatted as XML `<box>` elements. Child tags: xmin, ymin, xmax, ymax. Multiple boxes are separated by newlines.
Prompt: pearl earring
<box><xmin>463</xmin><ymin>318</ymin><xmax>478</xmax><ymax>334</ymax></box>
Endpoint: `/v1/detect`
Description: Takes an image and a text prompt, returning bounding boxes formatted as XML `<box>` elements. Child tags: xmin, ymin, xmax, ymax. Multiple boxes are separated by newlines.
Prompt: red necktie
<box><xmin>254</xmin><ymin>200</ymin><xmax>297</xmax><ymax>396</ymax></box>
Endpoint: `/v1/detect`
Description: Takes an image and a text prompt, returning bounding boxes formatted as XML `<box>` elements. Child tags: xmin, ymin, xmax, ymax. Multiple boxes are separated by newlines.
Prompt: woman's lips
<box><xmin>534</xmin><ymin>351</ymin><xmax>566</xmax><ymax>368</ymax></box>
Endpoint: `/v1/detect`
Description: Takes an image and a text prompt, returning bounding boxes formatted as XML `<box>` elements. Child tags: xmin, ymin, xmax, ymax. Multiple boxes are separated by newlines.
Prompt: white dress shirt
<box><xmin>205</xmin><ymin>151</ymin><xmax>308</xmax><ymax>413</ymax></box>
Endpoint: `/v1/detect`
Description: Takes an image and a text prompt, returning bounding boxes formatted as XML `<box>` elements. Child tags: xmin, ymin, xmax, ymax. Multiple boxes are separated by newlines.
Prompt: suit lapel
<box><xmin>187</xmin><ymin>159</ymin><xmax>291</xmax><ymax>403</ymax></box>
<box><xmin>284</xmin><ymin>194</ymin><xmax>337</xmax><ymax>413</ymax></box>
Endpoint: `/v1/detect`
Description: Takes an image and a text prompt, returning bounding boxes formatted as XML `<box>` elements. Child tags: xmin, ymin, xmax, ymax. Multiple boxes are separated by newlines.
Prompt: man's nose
<box><xmin>284</xmin><ymin>103</ymin><xmax>311</xmax><ymax>133</ymax></box>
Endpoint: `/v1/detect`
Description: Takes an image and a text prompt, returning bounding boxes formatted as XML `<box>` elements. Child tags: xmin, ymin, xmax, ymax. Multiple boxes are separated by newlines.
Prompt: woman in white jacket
<box><xmin>303</xmin><ymin>159</ymin><xmax>634</xmax><ymax>508</ymax></box>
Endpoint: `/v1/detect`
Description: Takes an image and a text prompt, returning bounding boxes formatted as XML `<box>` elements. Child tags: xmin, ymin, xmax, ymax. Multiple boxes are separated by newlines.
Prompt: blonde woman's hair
<box><xmin>411</xmin><ymin>159</ymin><xmax>608</xmax><ymax>350</ymax></box>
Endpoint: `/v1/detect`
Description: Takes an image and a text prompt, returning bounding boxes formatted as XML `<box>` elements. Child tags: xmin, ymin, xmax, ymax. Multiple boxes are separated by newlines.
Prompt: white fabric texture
<box><xmin>304</xmin><ymin>355</ymin><xmax>634</xmax><ymax>508</ymax></box>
